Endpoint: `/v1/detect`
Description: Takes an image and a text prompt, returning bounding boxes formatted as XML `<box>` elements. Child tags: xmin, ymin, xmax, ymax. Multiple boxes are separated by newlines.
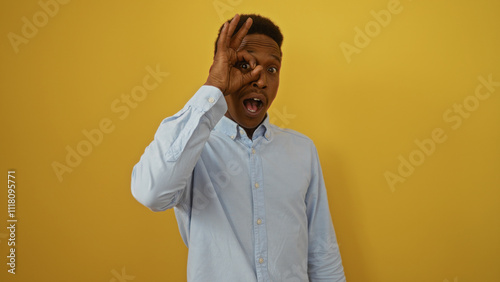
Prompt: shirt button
<box><xmin>257</xmin><ymin>219</ymin><xmax>262</xmax><ymax>225</ymax></box>
<box><xmin>230</xmin><ymin>135</ymin><xmax>235</xmax><ymax>139</ymax></box>
<box><xmin>265</xmin><ymin>134</ymin><xmax>269</xmax><ymax>139</ymax></box>
<box><xmin>208</xmin><ymin>97</ymin><xmax>215</xmax><ymax>103</ymax></box>
<box><xmin>254</xmin><ymin>182</ymin><xmax>259</xmax><ymax>188</ymax></box>
<box><xmin>259</xmin><ymin>258</ymin><xmax>264</xmax><ymax>264</ymax></box>
<box><xmin>251</xmin><ymin>148</ymin><xmax>256</xmax><ymax>154</ymax></box>
<box><xmin>240</xmin><ymin>129</ymin><xmax>245</xmax><ymax>135</ymax></box>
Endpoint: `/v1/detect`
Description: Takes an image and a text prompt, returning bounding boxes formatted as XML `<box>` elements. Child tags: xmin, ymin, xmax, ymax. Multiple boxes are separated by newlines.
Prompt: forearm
<box><xmin>307</xmin><ymin>146</ymin><xmax>346</xmax><ymax>281</ymax></box>
<box><xmin>131</xmin><ymin>85</ymin><xmax>226</xmax><ymax>211</ymax></box>
<box><xmin>307</xmin><ymin>199</ymin><xmax>346</xmax><ymax>281</ymax></box>
<box><xmin>308</xmin><ymin>227</ymin><xmax>345</xmax><ymax>282</ymax></box>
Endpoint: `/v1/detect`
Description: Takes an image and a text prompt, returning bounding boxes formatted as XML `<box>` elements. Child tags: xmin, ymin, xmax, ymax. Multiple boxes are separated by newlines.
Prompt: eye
<box><xmin>238</xmin><ymin>62</ymin><xmax>251</xmax><ymax>70</ymax></box>
<box><xmin>268</xmin><ymin>67</ymin><xmax>278</xmax><ymax>74</ymax></box>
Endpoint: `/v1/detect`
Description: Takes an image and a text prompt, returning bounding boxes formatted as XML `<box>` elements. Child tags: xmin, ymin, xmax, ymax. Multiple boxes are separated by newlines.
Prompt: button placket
<box><xmin>250</xmin><ymin>142</ymin><xmax>269</xmax><ymax>281</ymax></box>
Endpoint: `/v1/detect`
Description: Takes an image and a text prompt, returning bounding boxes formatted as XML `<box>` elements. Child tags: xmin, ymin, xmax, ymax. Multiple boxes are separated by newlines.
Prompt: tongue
<box><xmin>244</xmin><ymin>99</ymin><xmax>259</xmax><ymax>112</ymax></box>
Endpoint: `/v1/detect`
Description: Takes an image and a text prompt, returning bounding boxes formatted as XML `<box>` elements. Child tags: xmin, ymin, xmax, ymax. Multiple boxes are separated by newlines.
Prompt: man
<box><xmin>131</xmin><ymin>14</ymin><xmax>346</xmax><ymax>281</ymax></box>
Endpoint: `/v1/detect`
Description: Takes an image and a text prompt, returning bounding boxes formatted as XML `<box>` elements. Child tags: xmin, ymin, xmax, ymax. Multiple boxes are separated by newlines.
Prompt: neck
<box><xmin>244</xmin><ymin>127</ymin><xmax>256</xmax><ymax>139</ymax></box>
<box><xmin>224</xmin><ymin>113</ymin><xmax>267</xmax><ymax>140</ymax></box>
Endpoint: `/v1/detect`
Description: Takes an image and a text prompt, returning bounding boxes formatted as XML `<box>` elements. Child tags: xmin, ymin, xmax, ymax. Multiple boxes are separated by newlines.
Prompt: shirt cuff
<box><xmin>186</xmin><ymin>85</ymin><xmax>227</xmax><ymax>127</ymax></box>
<box><xmin>186</xmin><ymin>85</ymin><xmax>225</xmax><ymax>111</ymax></box>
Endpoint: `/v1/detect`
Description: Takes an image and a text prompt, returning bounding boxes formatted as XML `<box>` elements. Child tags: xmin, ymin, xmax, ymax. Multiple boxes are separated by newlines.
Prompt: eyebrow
<box><xmin>247</xmin><ymin>50</ymin><xmax>282</xmax><ymax>63</ymax></box>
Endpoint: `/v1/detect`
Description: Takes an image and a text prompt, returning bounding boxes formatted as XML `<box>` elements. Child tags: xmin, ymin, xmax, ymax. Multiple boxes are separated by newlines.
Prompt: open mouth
<box><xmin>243</xmin><ymin>98</ymin><xmax>264</xmax><ymax>114</ymax></box>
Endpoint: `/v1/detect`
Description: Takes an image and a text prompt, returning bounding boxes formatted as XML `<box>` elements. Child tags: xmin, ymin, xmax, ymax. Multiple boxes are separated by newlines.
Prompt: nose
<box><xmin>252</xmin><ymin>69</ymin><xmax>267</xmax><ymax>89</ymax></box>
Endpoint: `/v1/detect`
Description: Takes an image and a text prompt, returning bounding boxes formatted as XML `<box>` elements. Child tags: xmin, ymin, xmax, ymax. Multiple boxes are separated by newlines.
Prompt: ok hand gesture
<box><xmin>205</xmin><ymin>14</ymin><xmax>263</xmax><ymax>96</ymax></box>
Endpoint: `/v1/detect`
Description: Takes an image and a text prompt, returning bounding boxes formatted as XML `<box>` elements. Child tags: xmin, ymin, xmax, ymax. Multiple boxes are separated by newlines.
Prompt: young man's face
<box><xmin>224</xmin><ymin>33</ymin><xmax>282</xmax><ymax>132</ymax></box>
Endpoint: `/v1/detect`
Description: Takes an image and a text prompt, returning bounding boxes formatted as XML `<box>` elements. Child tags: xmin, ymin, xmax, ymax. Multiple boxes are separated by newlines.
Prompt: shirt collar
<box><xmin>214</xmin><ymin>115</ymin><xmax>272</xmax><ymax>141</ymax></box>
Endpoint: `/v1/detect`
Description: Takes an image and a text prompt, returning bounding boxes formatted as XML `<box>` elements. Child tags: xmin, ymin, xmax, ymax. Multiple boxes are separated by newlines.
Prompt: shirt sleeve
<box><xmin>306</xmin><ymin>145</ymin><xmax>346</xmax><ymax>281</ymax></box>
<box><xmin>131</xmin><ymin>85</ymin><xmax>227</xmax><ymax>212</ymax></box>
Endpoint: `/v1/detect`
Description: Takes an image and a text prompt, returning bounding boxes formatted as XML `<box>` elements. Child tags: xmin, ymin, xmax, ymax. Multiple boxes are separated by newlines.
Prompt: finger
<box><xmin>241</xmin><ymin>65</ymin><xmax>263</xmax><ymax>85</ymax></box>
<box><xmin>230</xmin><ymin>17</ymin><xmax>253</xmax><ymax>50</ymax></box>
<box><xmin>226</xmin><ymin>14</ymin><xmax>240</xmax><ymax>47</ymax></box>
<box><xmin>217</xmin><ymin>22</ymin><xmax>229</xmax><ymax>53</ymax></box>
<box><xmin>237</xmin><ymin>50</ymin><xmax>257</xmax><ymax>69</ymax></box>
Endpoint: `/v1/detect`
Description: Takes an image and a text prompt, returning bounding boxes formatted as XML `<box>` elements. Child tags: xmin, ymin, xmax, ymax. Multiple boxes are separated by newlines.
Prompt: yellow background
<box><xmin>1</xmin><ymin>0</ymin><xmax>499</xmax><ymax>281</ymax></box>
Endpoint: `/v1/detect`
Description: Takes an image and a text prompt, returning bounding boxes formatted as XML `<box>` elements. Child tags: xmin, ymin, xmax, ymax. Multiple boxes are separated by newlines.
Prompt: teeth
<box><xmin>248</xmin><ymin>108</ymin><xmax>256</xmax><ymax>113</ymax></box>
<box><xmin>253</xmin><ymin>98</ymin><xmax>261</xmax><ymax>102</ymax></box>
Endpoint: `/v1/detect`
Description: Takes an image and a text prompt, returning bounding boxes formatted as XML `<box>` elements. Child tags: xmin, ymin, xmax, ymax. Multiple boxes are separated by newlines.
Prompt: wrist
<box><xmin>204</xmin><ymin>78</ymin><xmax>226</xmax><ymax>94</ymax></box>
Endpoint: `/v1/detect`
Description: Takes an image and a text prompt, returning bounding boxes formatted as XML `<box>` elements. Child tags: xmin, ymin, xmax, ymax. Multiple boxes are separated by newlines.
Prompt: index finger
<box><xmin>237</xmin><ymin>50</ymin><xmax>257</xmax><ymax>69</ymax></box>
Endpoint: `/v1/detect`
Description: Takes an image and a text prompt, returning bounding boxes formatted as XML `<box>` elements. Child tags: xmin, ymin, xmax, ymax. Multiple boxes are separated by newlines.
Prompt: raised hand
<box><xmin>205</xmin><ymin>14</ymin><xmax>263</xmax><ymax>96</ymax></box>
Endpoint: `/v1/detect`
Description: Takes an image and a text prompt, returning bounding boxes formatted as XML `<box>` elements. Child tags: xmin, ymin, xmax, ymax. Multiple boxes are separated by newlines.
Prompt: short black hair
<box><xmin>214</xmin><ymin>14</ymin><xmax>283</xmax><ymax>57</ymax></box>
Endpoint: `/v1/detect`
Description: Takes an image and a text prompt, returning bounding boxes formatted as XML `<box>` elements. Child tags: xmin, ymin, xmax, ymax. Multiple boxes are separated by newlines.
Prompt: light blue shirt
<box><xmin>131</xmin><ymin>85</ymin><xmax>346</xmax><ymax>282</ymax></box>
